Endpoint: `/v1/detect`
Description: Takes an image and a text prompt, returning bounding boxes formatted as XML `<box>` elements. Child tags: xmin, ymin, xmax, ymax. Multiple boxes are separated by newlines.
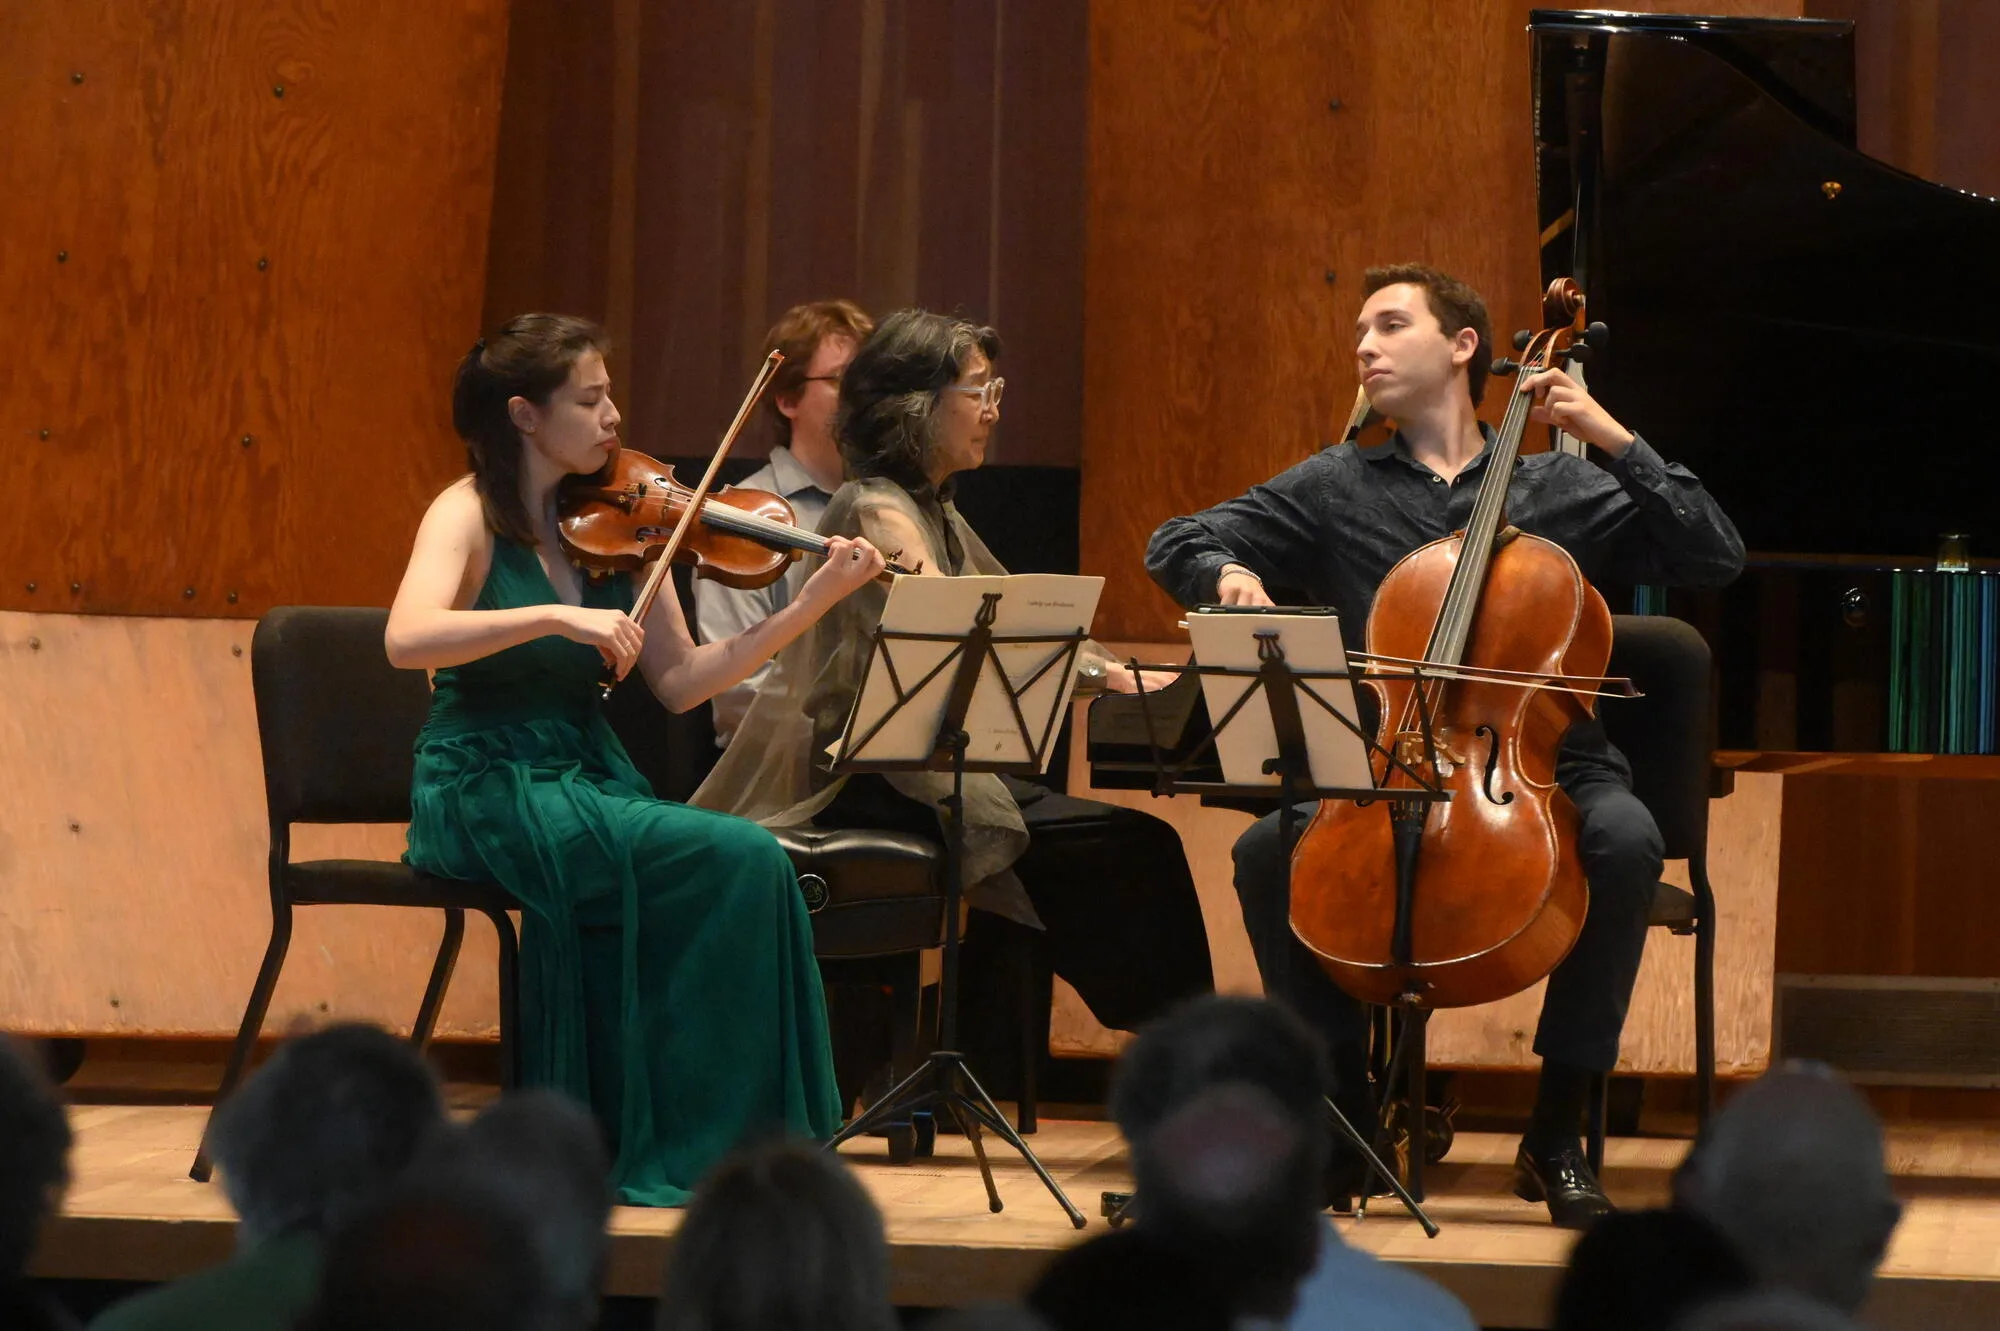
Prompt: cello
<box><xmin>1287</xmin><ymin>278</ymin><xmax>1614</xmax><ymax>1010</ymax></box>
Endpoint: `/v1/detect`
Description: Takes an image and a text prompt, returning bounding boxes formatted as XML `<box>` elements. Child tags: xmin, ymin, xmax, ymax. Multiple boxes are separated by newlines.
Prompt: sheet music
<box><xmin>1185</xmin><ymin>609</ymin><xmax>1373</xmax><ymax>790</ymax></box>
<box><xmin>840</xmin><ymin>573</ymin><xmax>1104</xmax><ymax>770</ymax></box>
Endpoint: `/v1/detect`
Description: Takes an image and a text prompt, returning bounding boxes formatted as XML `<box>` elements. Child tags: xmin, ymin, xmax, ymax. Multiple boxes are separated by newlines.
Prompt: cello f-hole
<box><xmin>1472</xmin><ymin>724</ymin><xmax>1513</xmax><ymax>805</ymax></box>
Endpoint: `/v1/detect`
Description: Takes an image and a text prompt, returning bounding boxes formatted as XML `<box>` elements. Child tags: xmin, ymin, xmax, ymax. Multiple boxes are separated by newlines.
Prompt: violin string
<box><xmin>1399</xmin><ymin>338</ymin><xmax>1546</xmax><ymax>748</ymax></box>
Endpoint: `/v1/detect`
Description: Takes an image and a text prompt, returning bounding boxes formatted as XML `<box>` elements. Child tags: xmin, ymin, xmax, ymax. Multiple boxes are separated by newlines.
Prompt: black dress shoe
<box><xmin>1511</xmin><ymin>1140</ymin><xmax>1615</xmax><ymax>1230</ymax></box>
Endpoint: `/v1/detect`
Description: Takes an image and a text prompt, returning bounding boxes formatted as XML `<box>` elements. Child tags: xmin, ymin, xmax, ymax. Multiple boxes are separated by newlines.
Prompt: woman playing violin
<box><xmin>696</xmin><ymin>309</ymin><xmax>1214</xmax><ymax>1083</ymax></box>
<box><xmin>385</xmin><ymin>313</ymin><xmax>885</xmax><ymax>1205</ymax></box>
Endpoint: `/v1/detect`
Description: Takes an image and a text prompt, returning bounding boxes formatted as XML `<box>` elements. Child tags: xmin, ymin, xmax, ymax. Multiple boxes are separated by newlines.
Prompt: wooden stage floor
<box><xmin>33</xmin><ymin>1105</ymin><xmax>2000</xmax><ymax>1329</ymax></box>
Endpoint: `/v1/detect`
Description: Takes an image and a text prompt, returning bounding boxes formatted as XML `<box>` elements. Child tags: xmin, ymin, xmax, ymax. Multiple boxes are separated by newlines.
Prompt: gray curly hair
<box><xmin>836</xmin><ymin>309</ymin><xmax>1000</xmax><ymax>496</ymax></box>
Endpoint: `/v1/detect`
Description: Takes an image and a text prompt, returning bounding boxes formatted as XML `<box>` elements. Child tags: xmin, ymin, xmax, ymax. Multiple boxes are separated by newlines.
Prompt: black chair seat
<box><xmin>1648</xmin><ymin>881</ymin><xmax>1698</xmax><ymax>934</ymax></box>
<box><xmin>770</xmin><ymin>827</ymin><xmax>946</xmax><ymax>959</ymax></box>
<box><xmin>284</xmin><ymin>860</ymin><xmax>518</xmax><ymax>913</ymax></box>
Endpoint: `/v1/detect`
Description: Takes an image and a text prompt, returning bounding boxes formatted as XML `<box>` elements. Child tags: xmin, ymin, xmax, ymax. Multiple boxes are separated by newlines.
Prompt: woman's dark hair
<box><xmin>452</xmin><ymin>313</ymin><xmax>610</xmax><ymax>542</ymax></box>
<box><xmin>655</xmin><ymin>1140</ymin><xmax>894</xmax><ymax>1331</ymax></box>
<box><xmin>836</xmin><ymin>308</ymin><xmax>1000</xmax><ymax>498</ymax></box>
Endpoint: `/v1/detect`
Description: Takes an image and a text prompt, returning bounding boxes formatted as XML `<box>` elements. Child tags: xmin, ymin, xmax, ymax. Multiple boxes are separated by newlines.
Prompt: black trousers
<box><xmin>819</xmin><ymin>774</ymin><xmax>1215</xmax><ymax>1098</ymax></box>
<box><xmin>1231</xmin><ymin>758</ymin><xmax>1662</xmax><ymax>1078</ymax></box>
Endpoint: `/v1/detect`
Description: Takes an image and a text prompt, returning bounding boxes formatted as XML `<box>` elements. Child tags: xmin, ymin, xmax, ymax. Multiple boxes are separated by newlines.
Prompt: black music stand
<box><xmin>824</xmin><ymin>589</ymin><xmax>1091</xmax><ymax>1228</ymax></box>
<box><xmin>1107</xmin><ymin>627</ymin><xmax>1450</xmax><ymax>1235</ymax></box>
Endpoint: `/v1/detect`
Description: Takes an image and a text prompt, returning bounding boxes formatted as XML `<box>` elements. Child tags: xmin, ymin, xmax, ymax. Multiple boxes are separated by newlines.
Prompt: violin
<box><xmin>560</xmin><ymin>351</ymin><xmax>909</xmax><ymax>700</ymax></box>
<box><xmin>1287</xmin><ymin>278</ymin><xmax>1613</xmax><ymax>1010</ymax></box>
<box><xmin>557</xmin><ymin>449</ymin><xmax>917</xmax><ymax>589</ymax></box>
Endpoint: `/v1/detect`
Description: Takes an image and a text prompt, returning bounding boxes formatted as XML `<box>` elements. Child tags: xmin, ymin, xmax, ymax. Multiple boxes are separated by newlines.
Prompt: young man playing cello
<box><xmin>1144</xmin><ymin>264</ymin><xmax>1744</xmax><ymax>1227</ymax></box>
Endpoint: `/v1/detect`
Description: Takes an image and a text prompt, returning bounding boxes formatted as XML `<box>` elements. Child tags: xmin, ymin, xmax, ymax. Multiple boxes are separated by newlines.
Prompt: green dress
<box><xmin>404</xmin><ymin>538</ymin><xmax>843</xmax><ymax>1205</ymax></box>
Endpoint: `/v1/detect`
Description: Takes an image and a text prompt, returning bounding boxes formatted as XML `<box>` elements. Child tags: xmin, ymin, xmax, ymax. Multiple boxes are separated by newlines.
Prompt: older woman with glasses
<box><xmin>696</xmin><ymin>309</ymin><xmax>1214</xmax><ymax>1095</ymax></box>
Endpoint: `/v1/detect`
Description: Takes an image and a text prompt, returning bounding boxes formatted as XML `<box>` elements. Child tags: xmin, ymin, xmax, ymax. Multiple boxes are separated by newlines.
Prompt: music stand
<box><xmin>824</xmin><ymin>584</ymin><xmax>1093</xmax><ymax>1228</ymax></box>
<box><xmin>1111</xmin><ymin>622</ymin><xmax>1451</xmax><ymax>1236</ymax></box>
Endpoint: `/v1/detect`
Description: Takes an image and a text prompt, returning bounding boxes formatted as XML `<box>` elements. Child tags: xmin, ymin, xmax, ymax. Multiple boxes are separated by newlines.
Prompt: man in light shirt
<box><xmin>695</xmin><ymin>299</ymin><xmax>873</xmax><ymax>746</ymax></box>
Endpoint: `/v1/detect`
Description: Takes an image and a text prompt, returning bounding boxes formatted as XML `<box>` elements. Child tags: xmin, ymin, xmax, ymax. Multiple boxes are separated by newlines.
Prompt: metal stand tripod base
<box><xmin>1358</xmin><ymin>996</ymin><xmax>1436</xmax><ymax>1222</ymax></box>
<box><xmin>1097</xmin><ymin>1095</ymin><xmax>1436</xmax><ymax>1237</ymax></box>
<box><xmin>830</xmin><ymin>1048</ymin><xmax>1088</xmax><ymax>1229</ymax></box>
<box><xmin>1328</xmin><ymin>1093</ymin><xmax>1438</xmax><ymax>1237</ymax></box>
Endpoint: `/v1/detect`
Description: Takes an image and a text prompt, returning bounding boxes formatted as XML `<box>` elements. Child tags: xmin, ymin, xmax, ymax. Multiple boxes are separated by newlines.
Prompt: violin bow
<box><xmin>600</xmin><ymin>350</ymin><xmax>785</xmax><ymax>700</ymax></box>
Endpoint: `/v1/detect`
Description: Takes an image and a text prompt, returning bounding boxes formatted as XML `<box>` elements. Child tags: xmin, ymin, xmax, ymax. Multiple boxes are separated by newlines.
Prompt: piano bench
<box><xmin>773</xmin><ymin>826</ymin><xmax>947</xmax><ymax>959</ymax></box>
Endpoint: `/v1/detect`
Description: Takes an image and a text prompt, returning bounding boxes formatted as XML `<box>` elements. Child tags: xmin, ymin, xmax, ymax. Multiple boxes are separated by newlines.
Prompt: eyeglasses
<box><xmin>801</xmin><ymin>374</ymin><xmax>842</xmax><ymax>385</ymax></box>
<box><xmin>943</xmin><ymin>377</ymin><xmax>1005</xmax><ymax>413</ymax></box>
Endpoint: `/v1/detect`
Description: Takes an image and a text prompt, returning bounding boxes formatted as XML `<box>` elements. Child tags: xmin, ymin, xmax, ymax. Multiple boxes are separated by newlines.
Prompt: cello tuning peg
<box><xmin>1512</xmin><ymin>329</ymin><xmax>1533</xmax><ymax>351</ymax></box>
<box><xmin>1491</xmin><ymin>357</ymin><xmax>1521</xmax><ymax>376</ymax></box>
<box><xmin>1585</xmin><ymin>320</ymin><xmax>1609</xmax><ymax>350</ymax></box>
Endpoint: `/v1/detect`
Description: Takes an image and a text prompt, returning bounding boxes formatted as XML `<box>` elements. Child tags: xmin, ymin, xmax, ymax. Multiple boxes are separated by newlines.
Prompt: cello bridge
<box><xmin>1394</xmin><ymin>730</ymin><xmax>1465</xmax><ymax>776</ymax></box>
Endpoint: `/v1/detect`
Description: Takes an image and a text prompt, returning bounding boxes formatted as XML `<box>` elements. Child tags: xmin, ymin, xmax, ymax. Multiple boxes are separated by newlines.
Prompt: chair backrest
<box><xmin>1600</xmin><ymin>614</ymin><xmax>1713</xmax><ymax>861</ymax></box>
<box><xmin>252</xmin><ymin>606</ymin><xmax>433</xmax><ymax>825</ymax></box>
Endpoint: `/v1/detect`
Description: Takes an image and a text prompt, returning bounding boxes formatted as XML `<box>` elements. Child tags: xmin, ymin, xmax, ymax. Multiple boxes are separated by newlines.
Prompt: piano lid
<box><xmin>1529</xmin><ymin>10</ymin><xmax>2000</xmax><ymax>562</ymax></box>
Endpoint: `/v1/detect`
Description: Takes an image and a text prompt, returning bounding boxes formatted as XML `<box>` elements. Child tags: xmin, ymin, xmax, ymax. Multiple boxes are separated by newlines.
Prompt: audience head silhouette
<box><xmin>0</xmin><ymin>1037</ymin><xmax>71</xmax><ymax>1322</ymax></box>
<box><xmin>208</xmin><ymin>1023</ymin><xmax>444</xmax><ymax>1247</ymax></box>
<box><xmin>1102</xmin><ymin>997</ymin><xmax>1333</xmax><ymax>1322</ymax></box>
<box><xmin>655</xmin><ymin>1138</ymin><xmax>895</xmax><ymax>1331</ymax></box>
<box><xmin>1676</xmin><ymin>1062</ymin><xmax>1900</xmax><ymax>1314</ymax></box>
<box><xmin>411</xmin><ymin>1090</ymin><xmax>613</xmax><ymax>1331</ymax></box>
<box><xmin>920</xmin><ymin>1302</ymin><xmax>1053</xmax><ymax>1331</ymax></box>
<box><xmin>1108</xmin><ymin>995</ymin><xmax>1329</xmax><ymax>1166</ymax></box>
<box><xmin>1028</xmin><ymin>1226</ymin><xmax>1237</xmax><ymax>1331</ymax></box>
<box><xmin>1671</xmin><ymin>1289</ymin><xmax>1862</xmax><ymax>1331</ymax></box>
<box><xmin>304</xmin><ymin>1174</ymin><xmax>547</xmax><ymax>1331</ymax></box>
<box><xmin>1553</xmin><ymin>1207</ymin><xmax>1754</xmax><ymax>1331</ymax></box>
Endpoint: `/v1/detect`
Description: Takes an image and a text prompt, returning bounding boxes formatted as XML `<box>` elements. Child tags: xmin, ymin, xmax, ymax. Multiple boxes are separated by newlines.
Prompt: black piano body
<box><xmin>1530</xmin><ymin>9</ymin><xmax>2000</xmax><ymax>753</ymax></box>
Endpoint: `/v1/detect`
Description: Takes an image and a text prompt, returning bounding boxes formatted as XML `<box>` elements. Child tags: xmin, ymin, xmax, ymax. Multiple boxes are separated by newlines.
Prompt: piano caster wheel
<box><xmin>913</xmin><ymin>1109</ymin><xmax>936</xmax><ymax>1159</ymax></box>
<box><xmin>886</xmin><ymin>1124</ymin><xmax>916</xmax><ymax>1165</ymax></box>
<box><xmin>1101</xmin><ymin>1190</ymin><xmax>1135</xmax><ymax>1228</ymax></box>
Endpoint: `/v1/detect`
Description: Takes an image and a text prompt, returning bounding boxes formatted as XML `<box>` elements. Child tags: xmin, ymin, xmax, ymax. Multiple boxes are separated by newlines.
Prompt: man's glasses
<box><xmin>943</xmin><ymin>377</ymin><xmax>1005</xmax><ymax>413</ymax></box>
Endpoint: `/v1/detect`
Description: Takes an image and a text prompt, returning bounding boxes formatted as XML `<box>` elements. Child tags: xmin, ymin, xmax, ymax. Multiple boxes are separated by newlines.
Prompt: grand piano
<box><xmin>1090</xmin><ymin>11</ymin><xmax>2000</xmax><ymax>774</ymax></box>
<box><xmin>1529</xmin><ymin>9</ymin><xmax>2000</xmax><ymax>754</ymax></box>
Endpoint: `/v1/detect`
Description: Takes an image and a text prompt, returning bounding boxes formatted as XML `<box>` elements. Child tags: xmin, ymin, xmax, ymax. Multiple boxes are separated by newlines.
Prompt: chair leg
<box><xmin>1586</xmin><ymin>1070</ymin><xmax>1609</xmax><ymax>1175</ymax></box>
<box><xmin>882</xmin><ymin>954</ymin><xmax>923</xmax><ymax>1164</ymax></box>
<box><xmin>410</xmin><ymin>909</ymin><xmax>466</xmax><ymax>1051</ymax></box>
<box><xmin>1018</xmin><ymin>934</ymin><xmax>1045</xmax><ymax>1136</ymax></box>
<box><xmin>484</xmin><ymin>909</ymin><xmax>521</xmax><ymax>1090</ymax></box>
<box><xmin>1691</xmin><ymin>855</ymin><xmax>1718</xmax><ymax>1126</ymax></box>
<box><xmin>191</xmin><ymin>907</ymin><xmax>295</xmax><ymax>1182</ymax></box>
<box><xmin>889</xmin><ymin>954</ymin><xmax>922</xmax><ymax>1092</ymax></box>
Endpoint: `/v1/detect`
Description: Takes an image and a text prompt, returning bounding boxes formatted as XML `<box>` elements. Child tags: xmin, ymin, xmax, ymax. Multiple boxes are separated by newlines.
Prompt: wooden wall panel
<box><xmin>0</xmin><ymin>2</ymin><xmax>508</xmax><ymax>619</ymax></box>
<box><xmin>1807</xmin><ymin>0</ymin><xmax>2000</xmax><ymax>200</ymax></box>
<box><xmin>0</xmin><ymin>612</ymin><xmax>501</xmax><ymax>1038</ymax></box>
<box><xmin>482</xmin><ymin>0</ymin><xmax>1089</xmax><ymax>470</ymax></box>
<box><xmin>1081</xmin><ymin>1</ymin><xmax>1803</xmax><ymax>640</ymax></box>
